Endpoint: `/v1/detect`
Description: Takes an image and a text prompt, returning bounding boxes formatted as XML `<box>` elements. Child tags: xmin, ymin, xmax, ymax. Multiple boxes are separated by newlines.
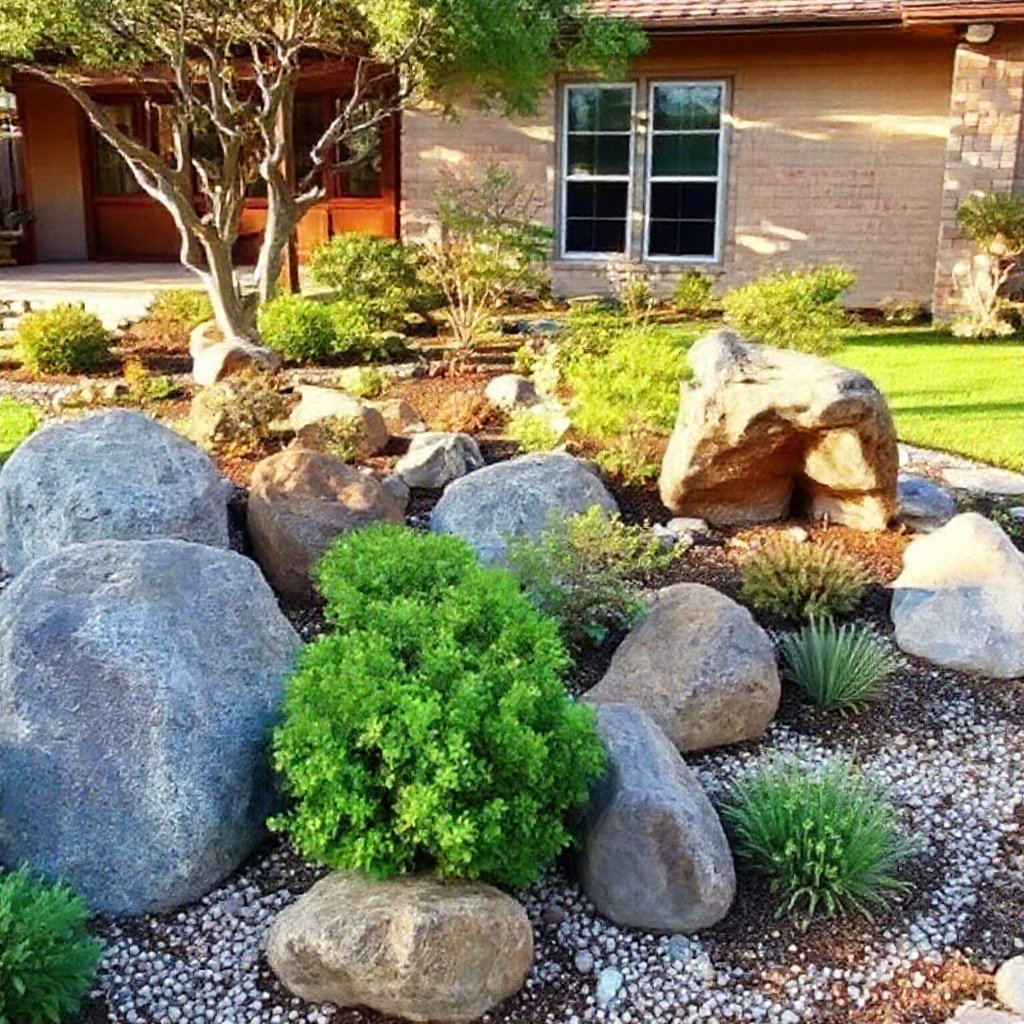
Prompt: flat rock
<box><xmin>370</xmin><ymin>397</ymin><xmax>426</xmax><ymax>436</ymax></box>
<box><xmin>248</xmin><ymin>449</ymin><xmax>408</xmax><ymax>602</ymax></box>
<box><xmin>891</xmin><ymin>513</ymin><xmax>1024</xmax><ymax>679</ymax></box>
<box><xmin>290</xmin><ymin>386</ymin><xmax>389</xmax><ymax>457</ymax></box>
<box><xmin>578</xmin><ymin>704</ymin><xmax>735</xmax><ymax>933</ymax></box>
<box><xmin>952</xmin><ymin>1004</ymin><xmax>1024</xmax><ymax>1024</ymax></box>
<box><xmin>266</xmin><ymin>872</ymin><xmax>533</xmax><ymax>1023</ymax></box>
<box><xmin>898</xmin><ymin>473</ymin><xmax>957</xmax><ymax>533</ymax></box>
<box><xmin>659</xmin><ymin>329</ymin><xmax>898</xmax><ymax>530</ymax></box>
<box><xmin>431</xmin><ymin>452</ymin><xmax>618</xmax><ymax>564</ymax></box>
<box><xmin>587</xmin><ymin>582</ymin><xmax>780</xmax><ymax>752</ymax></box>
<box><xmin>192</xmin><ymin>340</ymin><xmax>282</xmax><ymax>386</ymax></box>
<box><xmin>0</xmin><ymin>539</ymin><xmax>301</xmax><ymax>915</ymax></box>
<box><xmin>485</xmin><ymin>373</ymin><xmax>539</xmax><ymax>410</ymax></box>
<box><xmin>997</xmin><ymin>958</ymin><xmax>1024</xmax><ymax>1015</ymax></box>
<box><xmin>941</xmin><ymin>465</ymin><xmax>1024</xmax><ymax>497</ymax></box>
<box><xmin>0</xmin><ymin>410</ymin><xmax>230</xmax><ymax>576</ymax></box>
<box><xmin>395</xmin><ymin>432</ymin><xmax>484</xmax><ymax>489</ymax></box>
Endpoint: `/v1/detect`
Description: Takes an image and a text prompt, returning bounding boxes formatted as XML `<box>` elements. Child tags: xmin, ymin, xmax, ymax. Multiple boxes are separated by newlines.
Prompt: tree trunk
<box><xmin>201</xmin><ymin>236</ymin><xmax>257</xmax><ymax>342</ymax></box>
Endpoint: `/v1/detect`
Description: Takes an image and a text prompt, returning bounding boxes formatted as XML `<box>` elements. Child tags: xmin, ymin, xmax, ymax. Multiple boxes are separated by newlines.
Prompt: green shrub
<box><xmin>779</xmin><ymin>618</ymin><xmax>896</xmax><ymax>711</ymax></box>
<box><xmin>616</xmin><ymin>273</ymin><xmax>654</xmax><ymax>324</ymax></box>
<box><xmin>506</xmin><ymin>409</ymin><xmax>562</xmax><ymax>453</ymax></box>
<box><xmin>123</xmin><ymin>356</ymin><xmax>179</xmax><ymax>404</ymax></box>
<box><xmin>721</xmin><ymin>761</ymin><xmax>913</xmax><ymax>927</ymax></box>
<box><xmin>673</xmin><ymin>269</ymin><xmax>716</xmax><ymax>316</ymax></box>
<box><xmin>507</xmin><ymin>508</ymin><xmax>677</xmax><ymax>649</ymax></box>
<box><xmin>335</xmin><ymin>365</ymin><xmax>388</xmax><ymax>399</ymax></box>
<box><xmin>722</xmin><ymin>265</ymin><xmax>855</xmax><ymax>355</ymax></box>
<box><xmin>308</xmin><ymin>234</ymin><xmax>438</xmax><ymax>327</ymax></box>
<box><xmin>328</xmin><ymin>299</ymin><xmax>406</xmax><ymax>363</ymax></box>
<box><xmin>148</xmin><ymin>288</ymin><xmax>214</xmax><ymax>330</ymax></box>
<box><xmin>0</xmin><ymin>866</ymin><xmax>103</xmax><ymax>1024</ymax></box>
<box><xmin>271</xmin><ymin>525</ymin><xmax>605</xmax><ymax>888</ymax></box>
<box><xmin>0</xmin><ymin>399</ymin><xmax>39</xmax><ymax>463</ymax></box>
<box><xmin>739</xmin><ymin>535</ymin><xmax>870</xmax><ymax>621</ymax></box>
<box><xmin>16</xmin><ymin>305</ymin><xmax>111</xmax><ymax>375</ymax></box>
<box><xmin>956</xmin><ymin>192</ymin><xmax>1024</xmax><ymax>254</ymax></box>
<box><xmin>258</xmin><ymin>294</ymin><xmax>337</xmax><ymax>363</ymax></box>
<box><xmin>187</xmin><ymin>371</ymin><xmax>288</xmax><ymax>456</ymax></box>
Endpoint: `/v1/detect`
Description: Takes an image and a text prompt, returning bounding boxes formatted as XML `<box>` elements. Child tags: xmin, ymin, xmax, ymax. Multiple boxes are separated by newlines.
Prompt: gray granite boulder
<box><xmin>267</xmin><ymin>872</ymin><xmax>533</xmax><ymax>1022</ymax></box>
<box><xmin>579</xmin><ymin>704</ymin><xmax>735</xmax><ymax>933</ymax></box>
<box><xmin>0</xmin><ymin>410</ymin><xmax>230</xmax><ymax>576</ymax></box>
<box><xmin>898</xmin><ymin>474</ymin><xmax>957</xmax><ymax>533</ymax></box>
<box><xmin>395</xmin><ymin>432</ymin><xmax>484</xmax><ymax>489</ymax></box>
<box><xmin>485</xmin><ymin>373</ymin><xmax>539</xmax><ymax>410</ymax></box>
<box><xmin>0</xmin><ymin>539</ymin><xmax>301</xmax><ymax>915</ymax></box>
<box><xmin>431</xmin><ymin>452</ymin><xmax>618</xmax><ymax>564</ymax></box>
<box><xmin>891</xmin><ymin>513</ymin><xmax>1024</xmax><ymax>679</ymax></box>
<box><xmin>587</xmin><ymin>583</ymin><xmax>780</xmax><ymax>752</ymax></box>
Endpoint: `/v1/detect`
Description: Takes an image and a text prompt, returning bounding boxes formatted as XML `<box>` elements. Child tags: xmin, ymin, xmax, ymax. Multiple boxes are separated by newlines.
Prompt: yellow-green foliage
<box><xmin>16</xmin><ymin>305</ymin><xmax>111</xmax><ymax>375</ymax></box>
<box><xmin>148</xmin><ymin>288</ymin><xmax>214</xmax><ymax>330</ymax></box>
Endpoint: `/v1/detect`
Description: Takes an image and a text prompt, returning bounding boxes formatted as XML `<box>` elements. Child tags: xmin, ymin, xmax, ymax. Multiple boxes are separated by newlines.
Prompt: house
<box><xmin>7</xmin><ymin>0</ymin><xmax>1024</xmax><ymax>315</ymax></box>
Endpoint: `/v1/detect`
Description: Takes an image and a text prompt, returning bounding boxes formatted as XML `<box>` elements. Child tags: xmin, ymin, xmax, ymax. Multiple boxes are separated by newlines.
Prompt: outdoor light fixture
<box><xmin>965</xmin><ymin>23</ymin><xmax>997</xmax><ymax>44</ymax></box>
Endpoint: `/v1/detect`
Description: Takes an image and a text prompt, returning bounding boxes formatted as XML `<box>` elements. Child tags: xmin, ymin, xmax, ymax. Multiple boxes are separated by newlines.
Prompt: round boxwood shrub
<box><xmin>0</xmin><ymin>866</ymin><xmax>103</xmax><ymax>1024</ymax></box>
<box><xmin>16</xmin><ymin>304</ymin><xmax>111</xmax><ymax>375</ymax></box>
<box><xmin>270</xmin><ymin>525</ymin><xmax>606</xmax><ymax>889</ymax></box>
<box><xmin>257</xmin><ymin>294</ymin><xmax>336</xmax><ymax>363</ymax></box>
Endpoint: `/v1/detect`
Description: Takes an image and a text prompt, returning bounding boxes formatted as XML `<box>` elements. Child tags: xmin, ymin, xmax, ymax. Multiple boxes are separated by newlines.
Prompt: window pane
<box><xmin>653</xmin><ymin>84</ymin><xmax>722</xmax><ymax>131</ymax></box>
<box><xmin>652</xmin><ymin>134</ymin><xmax>719</xmax><ymax>177</ymax></box>
<box><xmin>94</xmin><ymin>103</ymin><xmax>142</xmax><ymax>197</ymax></box>
<box><xmin>567</xmin><ymin>134</ymin><xmax>596</xmax><ymax>176</ymax></box>
<box><xmin>568</xmin><ymin>87</ymin><xmax>631</xmax><ymax>133</ymax></box>
<box><xmin>565</xmin><ymin>181</ymin><xmax>628</xmax><ymax>254</ymax></box>
<box><xmin>595</xmin><ymin>134</ymin><xmax>630</xmax><ymax>175</ymax></box>
<box><xmin>568</xmin><ymin>89</ymin><xmax>598</xmax><ymax>132</ymax></box>
<box><xmin>594</xmin><ymin>181</ymin><xmax>628</xmax><ymax>218</ymax></box>
<box><xmin>648</xmin><ymin>182</ymin><xmax>718</xmax><ymax>257</ymax></box>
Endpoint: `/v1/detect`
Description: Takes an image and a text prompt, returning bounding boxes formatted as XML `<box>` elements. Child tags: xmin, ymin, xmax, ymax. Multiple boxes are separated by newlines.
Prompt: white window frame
<box><xmin>559</xmin><ymin>81</ymin><xmax>637</xmax><ymax>261</ymax></box>
<box><xmin>643</xmin><ymin>79</ymin><xmax>728</xmax><ymax>264</ymax></box>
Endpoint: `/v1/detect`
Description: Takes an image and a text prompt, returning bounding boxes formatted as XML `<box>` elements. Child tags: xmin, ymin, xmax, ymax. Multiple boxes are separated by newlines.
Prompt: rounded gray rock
<box><xmin>430</xmin><ymin>452</ymin><xmax>618</xmax><ymax>564</ymax></box>
<box><xmin>0</xmin><ymin>539</ymin><xmax>301</xmax><ymax>915</ymax></box>
<box><xmin>0</xmin><ymin>410</ymin><xmax>230</xmax><ymax>576</ymax></box>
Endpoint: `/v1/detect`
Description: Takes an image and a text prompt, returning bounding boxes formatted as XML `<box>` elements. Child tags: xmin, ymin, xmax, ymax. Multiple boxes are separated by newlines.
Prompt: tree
<box><xmin>0</xmin><ymin>1</ymin><xmax>645</xmax><ymax>342</ymax></box>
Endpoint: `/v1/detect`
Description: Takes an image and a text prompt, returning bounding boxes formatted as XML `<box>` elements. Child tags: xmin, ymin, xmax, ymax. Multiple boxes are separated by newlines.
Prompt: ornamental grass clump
<box><xmin>739</xmin><ymin>535</ymin><xmax>871</xmax><ymax>622</ymax></box>
<box><xmin>780</xmin><ymin>618</ymin><xmax>897</xmax><ymax>711</ymax></box>
<box><xmin>271</xmin><ymin>524</ymin><xmax>605</xmax><ymax>889</ymax></box>
<box><xmin>0</xmin><ymin>866</ymin><xmax>103</xmax><ymax>1024</ymax></box>
<box><xmin>721</xmin><ymin>761</ymin><xmax>913</xmax><ymax>928</ymax></box>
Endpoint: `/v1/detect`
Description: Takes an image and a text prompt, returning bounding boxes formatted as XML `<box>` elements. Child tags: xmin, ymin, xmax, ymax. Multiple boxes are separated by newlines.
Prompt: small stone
<box><xmin>575</xmin><ymin>951</ymin><xmax>595</xmax><ymax>975</ymax></box>
<box><xmin>996</xmin><ymin>958</ymin><xmax>1024</xmax><ymax>1015</ymax></box>
<box><xmin>596</xmin><ymin>968</ymin><xmax>624</xmax><ymax>1009</ymax></box>
<box><xmin>485</xmin><ymin>373</ymin><xmax>539</xmax><ymax>411</ymax></box>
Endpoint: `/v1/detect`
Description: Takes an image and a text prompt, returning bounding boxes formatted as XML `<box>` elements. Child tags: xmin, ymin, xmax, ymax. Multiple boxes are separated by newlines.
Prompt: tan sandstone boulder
<box><xmin>290</xmin><ymin>386</ymin><xmax>389</xmax><ymax>458</ymax></box>
<box><xmin>266</xmin><ymin>872</ymin><xmax>534</xmax><ymax>1023</ymax></box>
<box><xmin>586</xmin><ymin>583</ymin><xmax>780</xmax><ymax>753</ymax></box>
<box><xmin>659</xmin><ymin>329</ymin><xmax>898</xmax><ymax>530</ymax></box>
<box><xmin>189</xmin><ymin>320</ymin><xmax>282</xmax><ymax>386</ymax></box>
<box><xmin>247</xmin><ymin>449</ymin><xmax>407</xmax><ymax>602</ymax></box>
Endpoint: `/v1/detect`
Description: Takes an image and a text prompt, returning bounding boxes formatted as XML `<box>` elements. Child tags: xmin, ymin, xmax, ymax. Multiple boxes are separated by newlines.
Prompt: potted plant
<box><xmin>0</xmin><ymin>205</ymin><xmax>33</xmax><ymax>266</ymax></box>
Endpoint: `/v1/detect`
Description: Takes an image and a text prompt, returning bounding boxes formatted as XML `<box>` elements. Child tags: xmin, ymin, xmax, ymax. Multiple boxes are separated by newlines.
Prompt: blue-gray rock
<box><xmin>578</xmin><ymin>704</ymin><xmax>736</xmax><ymax>934</ymax></box>
<box><xmin>395</xmin><ymin>432</ymin><xmax>484</xmax><ymax>489</ymax></box>
<box><xmin>595</xmin><ymin>968</ymin><xmax>624</xmax><ymax>1009</ymax></box>
<box><xmin>0</xmin><ymin>539</ymin><xmax>301</xmax><ymax>915</ymax></box>
<box><xmin>0</xmin><ymin>410</ymin><xmax>230</xmax><ymax>576</ymax></box>
<box><xmin>898</xmin><ymin>474</ymin><xmax>957</xmax><ymax>533</ymax></box>
<box><xmin>430</xmin><ymin>452</ymin><xmax>618</xmax><ymax>564</ymax></box>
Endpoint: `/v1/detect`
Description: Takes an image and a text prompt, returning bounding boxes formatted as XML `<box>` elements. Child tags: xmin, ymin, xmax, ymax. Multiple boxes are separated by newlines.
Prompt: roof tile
<box><xmin>589</xmin><ymin>0</ymin><xmax>904</xmax><ymax>27</ymax></box>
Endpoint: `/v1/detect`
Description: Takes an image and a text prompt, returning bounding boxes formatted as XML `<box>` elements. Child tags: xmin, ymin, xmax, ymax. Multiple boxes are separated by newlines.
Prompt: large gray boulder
<box><xmin>267</xmin><ymin>872</ymin><xmax>533</xmax><ymax>1023</ymax></box>
<box><xmin>0</xmin><ymin>410</ymin><xmax>230</xmax><ymax>576</ymax></box>
<box><xmin>0</xmin><ymin>539</ymin><xmax>301</xmax><ymax>915</ymax></box>
<box><xmin>659</xmin><ymin>330</ymin><xmax>898</xmax><ymax>530</ymax></box>
<box><xmin>587</xmin><ymin>583</ymin><xmax>780</xmax><ymax>753</ymax></box>
<box><xmin>431</xmin><ymin>452</ymin><xmax>618</xmax><ymax>564</ymax></box>
<box><xmin>891</xmin><ymin>513</ymin><xmax>1024</xmax><ymax>679</ymax></box>
<box><xmin>579</xmin><ymin>704</ymin><xmax>735</xmax><ymax>933</ymax></box>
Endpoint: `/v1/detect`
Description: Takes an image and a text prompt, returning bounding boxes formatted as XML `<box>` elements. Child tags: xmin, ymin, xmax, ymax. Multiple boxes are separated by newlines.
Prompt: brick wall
<box><xmin>401</xmin><ymin>29</ymin><xmax>955</xmax><ymax>308</ymax></box>
<box><xmin>933</xmin><ymin>26</ymin><xmax>1024</xmax><ymax>316</ymax></box>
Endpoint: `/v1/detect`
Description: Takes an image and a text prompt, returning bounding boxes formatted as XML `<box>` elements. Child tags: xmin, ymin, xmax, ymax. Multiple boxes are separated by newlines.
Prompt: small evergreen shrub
<box><xmin>258</xmin><ymin>294</ymin><xmax>337</xmax><ymax>363</ymax></box>
<box><xmin>0</xmin><ymin>399</ymin><xmax>39</xmax><ymax>463</ymax></box>
<box><xmin>780</xmin><ymin>618</ymin><xmax>896</xmax><ymax>711</ymax></box>
<box><xmin>123</xmin><ymin>357</ymin><xmax>178</xmax><ymax>404</ymax></box>
<box><xmin>0</xmin><ymin>866</ymin><xmax>103</xmax><ymax>1024</ymax></box>
<box><xmin>187</xmin><ymin>371</ymin><xmax>288</xmax><ymax>456</ymax></box>
<box><xmin>308</xmin><ymin>234</ymin><xmax>438</xmax><ymax>327</ymax></box>
<box><xmin>616</xmin><ymin>273</ymin><xmax>654</xmax><ymax>323</ymax></box>
<box><xmin>271</xmin><ymin>525</ymin><xmax>605</xmax><ymax>888</ymax></box>
<box><xmin>739</xmin><ymin>535</ymin><xmax>870</xmax><ymax>622</ymax></box>
<box><xmin>722</xmin><ymin>265</ymin><xmax>855</xmax><ymax>355</ymax></box>
<box><xmin>507</xmin><ymin>508</ymin><xmax>677</xmax><ymax>649</ymax></box>
<box><xmin>673</xmin><ymin>269</ymin><xmax>716</xmax><ymax>316</ymax></box>
<box><xmin>721</xmin><ymin>761</ymin><xmax>913</xmax><ymax>927</ymax></box>
<box><xmin>328</xmin><ymin>298</ymin><xmax>386</xmax><ymax>362</ymax></box>
<box><xmin>506</xmin><ymin>409</ymin><xmax>562</xmax><ymax>453</ymax></box>
<box><xmin>336</xmin><ymin>365</ymin><xmax>388</xmax><ymax>399</ymax></box>
<box><xmin>148</xmin><ymin>288</ymin><xmax>214</xmax><ymax>330</ymax></box>
<box><xmin>17</xmin><ymin>305</ymin><xmax>111</xmax><ymax>375</ymax></box>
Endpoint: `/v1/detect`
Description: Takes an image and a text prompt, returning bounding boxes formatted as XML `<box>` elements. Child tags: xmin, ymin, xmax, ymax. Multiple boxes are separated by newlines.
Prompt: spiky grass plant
<box><xmin>780</xmin><ymin>618</ymin><xmax>897</xmax><ymax>711</ymax></box>
<box><xmin>721</xmin><ymin>761</ymin><xmax>914</xmax><ymax>929</ymax></box>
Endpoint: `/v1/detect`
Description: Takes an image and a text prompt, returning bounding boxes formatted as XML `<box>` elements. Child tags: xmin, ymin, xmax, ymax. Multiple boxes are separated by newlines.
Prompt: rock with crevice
<box><xmin>659</xmin><ymin>329</ymin><xmax>898</xmax><ymax>530</ymax></box>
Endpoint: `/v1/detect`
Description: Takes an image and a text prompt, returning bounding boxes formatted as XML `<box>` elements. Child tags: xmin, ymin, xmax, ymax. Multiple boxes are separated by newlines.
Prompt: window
<box><xmin>646</xmin><ymin>82</ymin><xmax>724</xmax><ymax>260</ymax></box>
<box><xmin>93</xmin><ymin>103</ymin><xmax>143</xmax><ymax>197</ymax></box>
<box><xmin>561</xmin><ymin>84</ymin><xmax>634</xmax><ymax>257</ymax></box>
<box><xmin>294</xmin><ymin>95</ymin><xmax>383</xmax><ymax>200</ymax></box>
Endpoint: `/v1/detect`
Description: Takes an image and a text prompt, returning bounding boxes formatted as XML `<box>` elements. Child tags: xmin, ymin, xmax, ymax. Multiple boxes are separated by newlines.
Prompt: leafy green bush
<box><xmin>739</xmin><ymin>535</ymin><xmax>870</xmax><ymax>621</ymax></box>
<box><xmin>506</xmin><ymin>409</ymin><xmax>562</xmax><ymax>452</ymax></box>
<box><xmin>271</xmin><ymin>525</ymin><xmax>605</xmax><ymax>888</ymax></box>
<box><xmin>148</xmin><ymin>288</ymin><xmax>214</xmax><ymax>330</ymax></box>
<box><xmin>721</xmin><ymin>761</ymin><xmax>913</xmax><ymax>927</ymax></box>
<box><xmin>616</xmin><ymin>273</ymin><xmax>654</xmax><ymax>324</ymax></box>
<box><xmin>956</xmin><ymin>192</ymin><xmax>1024</xmax><ymax>254</ymax></box>
<box><xmin>673</xmin><ymin>269</ymin><xmax>716</xmax><ymax>316</ymax></box>
<box><xmin>308</xmin><ymin>234</ymin><xmax>438</xmax><ymax>327</ymax></box>
<box><xmin>335</xmin><ymin>365</ymin><xmax>388</xmax><ymax>399</ymax></box>
<box><xmin>0</xmin><ymin>866</ymin><xmax>103</xmax><ymax>1024</ymax></box>
<box><xmin>16</xmin><ymin>305</ymin><xmax>111</xmax><ymax>375</ymax></box>
<box><xmin>779</xmin><ymin>618</ymin><xmax>896</xmax><ymax>711</ymax></box>
<box><xmin>258</xmin><ymin>294</ymin><xmax>337</xmax><ymax>363</ymax></box>
<box><xmin>0</xmin><ymin>399</ymin><xmax>39</xmax><ymax>463</ymax></box>
<box><xmin>507</xmin><ymin>507</ymin><xmax>677</xmax><ymax>649</ymax></box>
<box><xmin>123</xmin><ymin>357</ymin><xmax>179</xmax><ymax>404</ymax></box>
<box><xmin>722</xmin><ymin>265</ymin><xmax>855</xmax><ymax>355</ymax></box>
<box><xmin>328</xmin><ymin>299</ymin><xmax>407</xmax><ymax>363</ymax></box>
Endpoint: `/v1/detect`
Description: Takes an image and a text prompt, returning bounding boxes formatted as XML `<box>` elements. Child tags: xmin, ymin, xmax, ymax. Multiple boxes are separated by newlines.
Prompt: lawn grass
<box><xmin>837</xmin><ymin>326</ymin><xmax>1024</xmax><ymax>472</ymax></box>
<box><xmin>0</xmin><ymin>398</ymin><xmax>40</xmax><ymax>463</ymax></box>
